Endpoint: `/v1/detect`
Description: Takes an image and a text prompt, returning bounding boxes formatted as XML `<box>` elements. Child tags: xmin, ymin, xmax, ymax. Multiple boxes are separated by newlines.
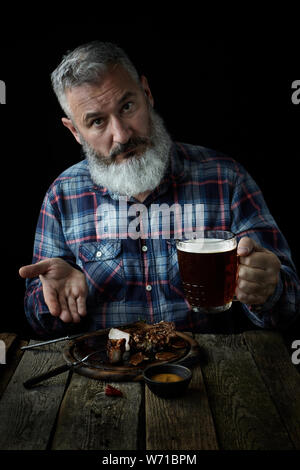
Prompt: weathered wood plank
<box><xmin>145</xmin><ymin>363</ymin><xmax>219</xmax><ymax>450</ymax></box>
<box><xmin>0</xmin><ymin>332</ymin><xmax>18</xmax><ymax>352</ymax></box>
<box><xmin>0</xmin><ymin>333</ymin><xmax>20</xmax><ymax>397</ymax></box>
<box><xmin>51</xmin><ymin>373</ymin><xmax>143</xmax><ymax>450</ymax></box>
<box><xmin>244</xmin><ymin>330</ymin><xmax>300</xmax><ymax>449</ymax></box>
<box><xmin>0</xmin><ymin>334</ymin><xmax>28</xmax><ymax>399</ymax></box>
<box><xmin>195</xmin><ymin>333</ymin><xmax>294</xmax><ymax>450</ymax></box>
<box><xmin>0</xmin><ymin>340</ymin><xmax>70</xmax><ymax>450</ymax></box>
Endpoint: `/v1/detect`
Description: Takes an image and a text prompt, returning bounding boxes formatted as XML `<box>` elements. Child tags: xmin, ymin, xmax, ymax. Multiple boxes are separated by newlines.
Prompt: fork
<box><xmin>23</xmin><ymin>350</ymin><xmax>103</xmax><ymax>389</ymax></box>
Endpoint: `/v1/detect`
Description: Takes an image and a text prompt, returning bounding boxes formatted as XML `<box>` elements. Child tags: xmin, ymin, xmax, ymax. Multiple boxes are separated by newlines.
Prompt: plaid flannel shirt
<box><xmin>24</xmin><ymin>142</ymin><xmax>300</xmax><ymax>337</ymax></box>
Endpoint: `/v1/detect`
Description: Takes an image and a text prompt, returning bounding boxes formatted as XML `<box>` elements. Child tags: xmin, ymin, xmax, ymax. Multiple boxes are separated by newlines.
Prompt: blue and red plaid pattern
<box><xmin>24</xmin><ymin>142</ymin><xmax>300</xmax><ymax>336</ymax></box>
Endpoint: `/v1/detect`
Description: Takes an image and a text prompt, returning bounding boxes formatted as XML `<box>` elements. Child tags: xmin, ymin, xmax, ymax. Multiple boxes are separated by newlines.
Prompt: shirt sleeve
<box><xmin>230</xmin><ymin>164</ymin><xmax>300</xmax><ymax>329</ymax></box>
<box><xmin>24</xmin><ymin>184</ymin><xmax>83</xmax><ymax>337</ymax></box>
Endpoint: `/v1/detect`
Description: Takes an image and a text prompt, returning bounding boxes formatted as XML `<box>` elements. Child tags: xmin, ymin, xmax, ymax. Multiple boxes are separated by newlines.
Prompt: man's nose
<box><xmin>110</xmin><ymin>116</ymin><xmax>133</xmax><ymax>144</ymax></box>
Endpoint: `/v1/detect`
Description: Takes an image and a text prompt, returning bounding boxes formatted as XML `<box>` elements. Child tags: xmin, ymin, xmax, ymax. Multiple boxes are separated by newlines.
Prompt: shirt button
<box><xmin>146</xmin><ymin>285</ymin><xmax>152</xmax><ymax>292</ymax></box>
<box><xmin>142</xmin><ymin>245</ymin><xmax>148</xmax><ymax>252</ymax></box>
<box><xmin>96</xmin><ymin>251</ymin><xmax>102</xmax><ymax>258</ymax></box>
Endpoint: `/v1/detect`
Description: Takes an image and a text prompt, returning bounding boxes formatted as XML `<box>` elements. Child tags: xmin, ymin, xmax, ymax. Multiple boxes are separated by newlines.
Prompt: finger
<box><xmin>67</xmin><ymin>296</ymin><xmax>81</xmax><ymax>323</ymax></box>
<box><xmin>76</xmin><ymin>296</ymin><xmax>87</xmax><ymax>317</ymax></box>
<box><xmin>42</xmin><ymin>284</ymin><xmax>61</xmax><ymax>317</ymax></box>
<box><xmin>235</xmin><ymin>287</ymin><xmax>266</xmax><ymax>305</ymax></box>
<box><xmin>238</xmin><ymin>264</ymin><xmax>267</xmax><ymax>283</ymax></box>
<box><xmin>58</xmin><ymin>295</ymin><xmax>72</xmax><ymax>323</ymax></box>
<box><xmin>239</xmin><ymin>252</ymin><xmax>267</xmax><ymax>270</ymax></box>
<box><xmin>237</xmin><ymin>278</ymin><xmax>267</xmax><ymax>296</ymax></box>
<box><xmin>19</xmin><ymin>259</ymin><xmax>52</xmax><ymax>278</ymax></box>
<box><xmin>237</xmin><ymin>237</ymin><xmax>264</xmax><ymax>257</ymax></box>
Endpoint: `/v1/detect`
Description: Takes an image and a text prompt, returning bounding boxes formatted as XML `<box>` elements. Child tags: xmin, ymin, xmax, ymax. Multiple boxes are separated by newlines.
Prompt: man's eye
<box><xmin>122</xmin><ymin>101</ymin><xmax>134</xmax><ymax>112</ymax></box>
<box><xmin>92</xmin><ymin>118</ymin><xmax>103</xmax><ymax>127</ymax></box>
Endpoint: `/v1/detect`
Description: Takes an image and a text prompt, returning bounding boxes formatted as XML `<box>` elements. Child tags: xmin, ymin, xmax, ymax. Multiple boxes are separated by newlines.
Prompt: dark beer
<box><xmin>176</xmin><ymin>236</ymin><xmax>237</xmax><ymax>313</ymax></box>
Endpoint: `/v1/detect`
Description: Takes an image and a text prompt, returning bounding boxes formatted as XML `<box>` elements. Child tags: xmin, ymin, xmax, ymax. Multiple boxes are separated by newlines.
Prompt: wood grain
<box><xmin>145</xmin><ymin>363</ymin><xmax>219</xmax><ymax>450</ymax></box>
<box><xmin>0</xmin><ymin>332</ymin><xmax>18</xmax><ymax>352</ymax></box>
<box><xmin>0</xmin><ymin>334</ymin><xmax>28</xmax><ymax>399</ymax></box>
<box><xmin>0</xmin><ymin>340</ymin><xmax>70</xmax><ymax>450</ymax></box>
<box><xmin>244</xmin><ymin>330</ymin><xmax>300</xmax><ymax>449</ymax></box>
<box><xmin>0</xmin><ymin>333</ymin><xmax>28</xmax><ymax>399</ymax></box>
<box><xmin>51</xmin><ymin>373</ymin><xmax>144</xmax><ymax>450</ymax></box>
<box><xmin>1</xmin><ymin>330</ymin><xmax>298</xmax><ymax>451</ymax></box>
<box><xmin>195</xmin><ymin>333</ymin><xmax>294</xmax><ymax>450</ymax></box>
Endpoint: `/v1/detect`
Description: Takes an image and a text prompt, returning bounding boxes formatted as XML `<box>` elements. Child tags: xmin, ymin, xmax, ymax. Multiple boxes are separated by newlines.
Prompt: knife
<box><xmin>20</xmin><ymin>333</ymin><xmax>84</xmax><ymax>350</ymax></box>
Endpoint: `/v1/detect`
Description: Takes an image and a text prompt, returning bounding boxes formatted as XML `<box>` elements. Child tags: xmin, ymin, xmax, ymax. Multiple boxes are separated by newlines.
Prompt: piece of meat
<box><xmin>155</xmin><ymin>351</ymin><xmax>179</xmax><ymax>361</ymax></box>
<box><xmin>107</xmin><ymin>338</ymin><xmax>126</xmax><ymax>364</ymax></box>
<box><xmin>129</xmin><ymin>351</ymin><xmax>149</xmax><ymax>366</ymax></box>
<box><xmin>108</xmin><ymin>328</ymin><xmax>130</xmax><ymax>351</ymax></box>
<box><xmin>171</xmin><ymin>338</ymin><xmax>186</xmax><ymax>349</ymax></box>
<box><xmin>107</xmin><ymin>321</ymin><xmax>180</xmax><ymax>365</ymax></box>
<box><xmin>130</xmin><ymin>321</ymin><xmax>177</xmax><ymax>353</ymax></box>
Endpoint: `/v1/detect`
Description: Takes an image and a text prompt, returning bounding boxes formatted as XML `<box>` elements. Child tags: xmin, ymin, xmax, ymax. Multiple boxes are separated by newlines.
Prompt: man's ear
<box><xmin>61</xmin><ymin>117</ymin><xmax>81</xmax><ymax>144</ymax></box>
<box><xmin>140</xmin><ymin>75</ymin><xmax>154</xmax><ymax>108</ymax></box>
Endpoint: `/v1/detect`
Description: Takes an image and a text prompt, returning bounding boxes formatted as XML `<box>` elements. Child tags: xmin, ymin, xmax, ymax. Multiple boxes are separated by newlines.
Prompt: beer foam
<box><xmin>177</xmin><ymin>238</ymin><xmax>236</xmax><ymax>253</ymax></box>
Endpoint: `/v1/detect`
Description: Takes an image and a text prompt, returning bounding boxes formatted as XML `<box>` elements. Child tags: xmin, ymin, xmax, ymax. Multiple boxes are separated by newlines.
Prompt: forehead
<box><xmin>65</xmin><ymin>65</ymin><xmax>140</xmax><ymax>119</ymax></box>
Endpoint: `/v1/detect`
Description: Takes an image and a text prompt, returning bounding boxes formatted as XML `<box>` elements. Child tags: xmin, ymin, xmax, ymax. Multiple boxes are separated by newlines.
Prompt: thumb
<box><xmin>237</xmin><ymin>237</ymin><xmax>263</xmax><ymax>257</ymax></box>
<box><xmin>19</xmin><ymin>259</ymin><xmax>52</xmax><ymax>279</ymax></box>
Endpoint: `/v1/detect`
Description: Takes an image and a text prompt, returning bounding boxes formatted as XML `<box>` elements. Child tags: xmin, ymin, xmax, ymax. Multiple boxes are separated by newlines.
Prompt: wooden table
<box><xmin>0</xmin><ymin>330</ymin><xmax>299</xmax><ymax>452</ymax></box>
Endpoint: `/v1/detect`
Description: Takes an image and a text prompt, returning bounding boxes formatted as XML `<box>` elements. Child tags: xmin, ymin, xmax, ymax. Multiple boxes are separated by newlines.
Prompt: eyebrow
<box><xmin>83</xmin><ymin>91</ymin><xmax>137</xmax><ymax>124</ymax></box>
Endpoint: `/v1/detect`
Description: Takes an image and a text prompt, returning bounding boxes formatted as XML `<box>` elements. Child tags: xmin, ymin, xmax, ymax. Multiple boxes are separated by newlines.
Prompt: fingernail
<box><xmin>238</xmin><ymin>247</ymin><xmax>250</xmax><ymax>256</ymax></box>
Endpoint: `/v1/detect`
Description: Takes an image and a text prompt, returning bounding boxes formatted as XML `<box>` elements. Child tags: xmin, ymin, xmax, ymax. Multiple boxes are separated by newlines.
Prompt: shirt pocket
<box><xmin>78</xmin><ymin>240</ymin><xmax>125</xmax><ymax>302</ymax></box>
<box><xmin>165</xmin><ymin>239</ymin><xmax>185</xmax><ymax>301</ymax></box>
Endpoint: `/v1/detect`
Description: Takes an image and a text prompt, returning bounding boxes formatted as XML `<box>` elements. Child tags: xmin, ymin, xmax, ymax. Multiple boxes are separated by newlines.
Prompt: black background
<box><xmin>0</xmin><ymin>19</ymin><xmax>299</xmax><ymax>337</ymax></box>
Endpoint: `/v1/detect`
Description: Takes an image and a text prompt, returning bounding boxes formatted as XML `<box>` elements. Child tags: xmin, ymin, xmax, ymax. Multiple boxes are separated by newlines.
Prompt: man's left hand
<box><xmin>235</xmin><ymin>237</ymin><xmax>281</xmax><ymax>306</ymax></box>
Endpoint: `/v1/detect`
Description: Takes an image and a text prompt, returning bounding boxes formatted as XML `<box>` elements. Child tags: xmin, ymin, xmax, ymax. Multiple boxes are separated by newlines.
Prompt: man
<box><xmin>19</xmin><ymin>41</ymin><xmax>299</xmax><ymax>337</ymax></box>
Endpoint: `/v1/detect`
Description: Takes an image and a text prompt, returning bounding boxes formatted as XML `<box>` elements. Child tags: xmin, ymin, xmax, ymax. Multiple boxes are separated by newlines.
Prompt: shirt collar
<box><xmin>168</xmin><ymin>141</ymin><xmax>188</xmax><ymax>183</ymax></box>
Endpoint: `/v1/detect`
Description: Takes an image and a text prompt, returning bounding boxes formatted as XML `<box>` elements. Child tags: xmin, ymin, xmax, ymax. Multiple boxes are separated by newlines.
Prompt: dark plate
<box><xmin>63</xmin><ymin>322</ymin><xmax>201</xmax><ymax>382</ymax></box>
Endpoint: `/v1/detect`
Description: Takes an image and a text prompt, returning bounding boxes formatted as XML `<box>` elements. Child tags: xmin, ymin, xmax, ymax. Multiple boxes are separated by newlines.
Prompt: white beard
<box><xmin>81</xmin><ymin>108</ymin><xmax>172</xmax><ymax>198</ymax></box>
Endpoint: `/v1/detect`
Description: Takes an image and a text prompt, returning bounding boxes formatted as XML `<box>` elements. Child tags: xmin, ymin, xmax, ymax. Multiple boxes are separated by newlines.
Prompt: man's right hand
<box><xmin>19</xmin><ymin>258</ymin><xmax>88</xmax><ymax>323</ymax></box>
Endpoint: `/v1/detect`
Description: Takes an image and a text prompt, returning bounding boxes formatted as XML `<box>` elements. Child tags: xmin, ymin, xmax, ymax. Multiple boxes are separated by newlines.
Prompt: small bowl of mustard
<box><xmin>143</xmin><ymin>363</ymin><xmax>192</xmax><ymax>398</ymax></box>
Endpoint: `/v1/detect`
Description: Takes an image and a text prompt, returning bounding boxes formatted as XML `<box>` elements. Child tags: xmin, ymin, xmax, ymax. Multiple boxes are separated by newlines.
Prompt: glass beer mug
<box><xmin>176</xmin><ymin>231</ymin><xmax>238</xmax><ymax>313</ymax></box>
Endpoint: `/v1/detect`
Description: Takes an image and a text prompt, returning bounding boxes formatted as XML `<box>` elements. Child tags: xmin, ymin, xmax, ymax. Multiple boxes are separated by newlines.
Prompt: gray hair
<box><xmin>50</xmin><ymin>41</ymin><xmax>140</xmax><ymax>117</ymax></box>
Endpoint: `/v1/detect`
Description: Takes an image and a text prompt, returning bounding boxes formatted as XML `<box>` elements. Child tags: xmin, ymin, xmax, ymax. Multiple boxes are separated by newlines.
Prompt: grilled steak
<box><xmin>107</xmin><ymin>321</ymin><xmax>179</xmax><ymax>364</ymax></box>
<box><xmin>130</xmin><ymin>321</ymin><xmax>177</xmax><ymax>353</ymax></box>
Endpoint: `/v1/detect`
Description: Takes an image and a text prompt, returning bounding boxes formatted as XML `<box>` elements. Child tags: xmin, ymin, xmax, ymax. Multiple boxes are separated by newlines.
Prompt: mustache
<box><xmin>109</xmin><ymin>136</ymin><xmax>151</xmax><ymax>160</ymax></box>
